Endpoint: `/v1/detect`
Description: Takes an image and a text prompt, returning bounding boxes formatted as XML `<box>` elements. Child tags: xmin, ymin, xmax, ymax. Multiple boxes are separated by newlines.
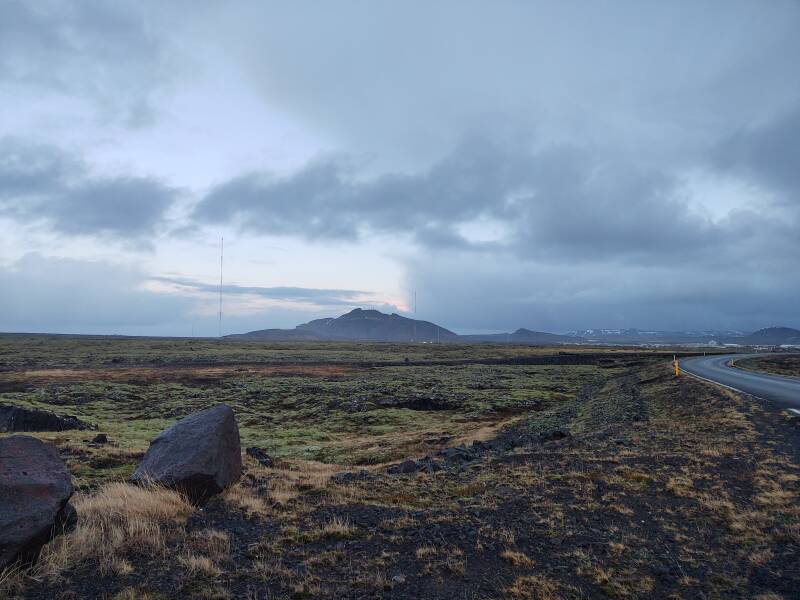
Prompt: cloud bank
<box><xmin>2</xmin><ymin>1</ymin><xmax>800</xmax><ymax>334</ymax></box>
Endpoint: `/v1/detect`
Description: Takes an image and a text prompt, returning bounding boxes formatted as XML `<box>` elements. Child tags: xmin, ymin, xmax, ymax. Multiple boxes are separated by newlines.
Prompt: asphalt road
<box><xmin>680</xmin><ymin>353</ymin><xmax>800</xmax><ymax>410</ymax></box>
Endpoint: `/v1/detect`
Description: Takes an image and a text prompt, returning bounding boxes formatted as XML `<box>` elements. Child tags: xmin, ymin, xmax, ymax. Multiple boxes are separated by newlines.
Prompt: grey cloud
<box><xmin>0</xmin><ymin>1</ymin><xmax>172</xmax><ymax>125</ymax></box>
<box><xmin>0</xmin><ymin>138</ymin><xmax>176</xmax><ymax>238</ymax></box>
<box><xmin>0</xmin><ymin>253</ymin><xmax>192</xmax><ymax>334</ymax></box>
<box><xmin>406</xmin><ymin>253</ymin><xmax>800</xmax><ymax>334</ymax></box>
<box><xmin>212</xmin><ymin>1</ymin><xmax>800</xmax><ymax>168</ymax></box>
<box><xmin>193</xmin><ymin>136</ymin><xmax>527</xmax><ymax>245</ymax></box>
<box><xmin>153</xmin><ymin>276</ymin><xmax>372</xmax><ymax>307</ymax></box>
<box><xmin>194</xmin><ymin>135</ymin><xmax>778</xmax><ymax>265</ymax></box>
<box><xmin>715</xmin><ymin>106</ymin><xmax>800</xmax><ymax>198</ymax></box>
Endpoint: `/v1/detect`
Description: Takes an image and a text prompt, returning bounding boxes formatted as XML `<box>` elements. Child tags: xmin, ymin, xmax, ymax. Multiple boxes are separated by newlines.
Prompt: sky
<box><xmin>1</xmin><ymin>0</ymin><xmax>799</xmax><ymax>336</ymax></box>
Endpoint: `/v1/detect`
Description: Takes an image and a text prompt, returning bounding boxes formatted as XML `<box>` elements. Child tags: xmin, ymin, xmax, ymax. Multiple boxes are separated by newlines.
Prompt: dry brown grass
<box><xmin>415</xmin><ymin>545</ymin><xmax>438</xmax><ymax>559</ymax></box>
<box><xmin>506</xmin><ymin>574</ymin><xmax>563</xmax><ymax>599</ymax></box>
<box><xmin>252</xmin><ymin>558</ymin><xmax>295</xmax><ymax>582</ymax></box>
<box><xmin>112</xmin><ymin>588</ymin><xmax>163</xmax><ymax>600</ymax></box>
<box><xmin>188</xmin><ymin>528</ymin><xmax>231</xmax><ymax>563</ymax></box>
<box><xmin>316</xmin><ymin>516</ymin><xmax>359</xmax><ymax>540</ymax></box>
<box><xmin>178</xmin><ymin>553</ymin><xmax>222</xmax><ymax>577</ymax></box>
<box><xmin>501</xmin><ymin>549</ymin><xmax>534</xmax><ymax>567</ymax></box>
<box><xmin>0</xmin><ymin>563</ymin><xmax>25</xmax><ymax>598</ymax></box>
<box><xmin>379</xmin><ymin>514</ymin><xmax>419</xmax><ymax>530</ymax></box>
<box><xmin>35</xmin><ymin>482</ymin><xmax>192</xmax><ymax>580</ymax></box>
<box><xmin>221</xmin><ymin>483</ymin><xmax>270</xmax><ymax>516</ymax></box>
<box><xmin>244</xmin><ymin>458</ymin><xmax>351</xmax><ymax>508</ymax></box>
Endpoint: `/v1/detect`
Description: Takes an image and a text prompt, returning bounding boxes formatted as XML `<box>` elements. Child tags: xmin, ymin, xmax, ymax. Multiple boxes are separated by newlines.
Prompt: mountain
<box><xmin>741</xmin><ymin>327</ymin><xmax>800</xmax><ymax>346</ymax></box>
<box><xmin>229</xmin><ymin>308</ymin><xmax>458</xmax><ymax>342</ymax></box>
<box><xmin>461</xmin><ymin>328</ymin><xmax>583</xmax><ymax>344</ymax></box>
<box><xmin>228</xmin><ymin>309</ymin><xmax>800</xmax><ymax>347</ymax></box>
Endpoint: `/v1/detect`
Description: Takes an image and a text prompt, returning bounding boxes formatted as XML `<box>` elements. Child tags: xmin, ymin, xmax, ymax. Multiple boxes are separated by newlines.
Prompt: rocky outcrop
<box><xmin>0</xmin><ymin>436</ymin><xmax>75</xmax><ymax>571</ymax></box>
<box><xmin>132</xmin><ymin>404</ymin><xmax>242</xmax><ymax>503</ymax></box>
<box><xmin>384</xmin><ymin>428</ymin><xmax>572</xmax><ymax>475</ymax></box>
<box><xmin>0</xmin><ymin>404</ymin><xmax>89</xmax><ymax>432</ymax></box>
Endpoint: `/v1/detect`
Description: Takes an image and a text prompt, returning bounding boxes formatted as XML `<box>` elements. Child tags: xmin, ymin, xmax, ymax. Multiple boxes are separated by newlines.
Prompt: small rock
<box><xmin>246</xmin><ymin>447</ymin><xmax>274</xmax><ymax>468</ymax></box>
<box><xmin>391</xmin><ymin>574</ymin><xmax>406</xmax><ymax>585</ymax></box>
<box><xmin>539</xmin><ymin>428</ymin><xmax>570</xmax><ymax>442</ymax></box>
<box><xmin>416</xmin><ymin>457</ymin><xmax>442</xmax><ymax>473</ymax></box>
<box><xmin>438</xmin><ymin>446</ymin><xmax>476</xmax><ymax>462</ymax></box>
<box><xmin>91</xmin><ymin>433</ymin><xmax>108</xmax><ymax>444</ymax></box>
<box><xmin>397</xmin><ymin>460</ymin><xmax>418</xmax><ymax>474</ymax></box>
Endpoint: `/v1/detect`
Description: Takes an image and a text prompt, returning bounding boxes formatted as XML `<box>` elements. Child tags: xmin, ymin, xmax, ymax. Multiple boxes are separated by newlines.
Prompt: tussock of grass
<box><xmin>501</xmin><ymin>549</ymin><xmax>533</xmax><ymax>567</ymax></box>
<box><xmin>189</xmin><ymin>529</ymin><xmax>230</xmax><ymax>562</ymax></box>
<box><xmin>35</xmin><ymin>482</ymin><xmax>192</xmax><ymax>579</ymax></box>
<box><xmin>178</xmin><ymin>553</ymin><xmax>222</xmax><ymax>577</ymax></box>
<box><xmin>505</xmin><ymin>574</ymin><xmax>563</xmax><ymax>599</ymax></box>
<box><xmin>317</xmin><ymin>516</ymin><xmax>359</xmax><ymax>540</ymax></box>
<box><xmin>112</xmin><ymin>588</ymin><xmax>164</xmax><ymax>600</ymax></box>
<box><xmin>252</xmin><ymin>558</ymin><xmax>294</xmax><ymax>582</ymax></box>
<box><xmin>222</xmin><ymin>483</ymin><xmax>269</xmax><ymax>516</ymax></box>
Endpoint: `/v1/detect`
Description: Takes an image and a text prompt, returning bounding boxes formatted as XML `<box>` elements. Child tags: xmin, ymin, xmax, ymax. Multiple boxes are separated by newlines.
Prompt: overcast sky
<box><xmin>2</xmin><ymin>1</ymin><xmax>799</xmax><ymax>335</ymax></box>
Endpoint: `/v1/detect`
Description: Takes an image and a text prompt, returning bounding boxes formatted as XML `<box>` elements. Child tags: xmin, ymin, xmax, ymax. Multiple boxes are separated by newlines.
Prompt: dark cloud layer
<box><xmin>154</xmin><ymin>276</ymin><xmax>371</xmax><ymax>307</ymax></box>
<box><xmin>0</xmin><ymin>138</ymin><xmax>176</xmax><ymax>238</ymax></box>
<box><xmin>716</xmin><ymin>106</ymin><xmax>800</xmax><ymax>198</ymax></box>
<box><xmin>193</xmin><ymin>135</ymin><xmax>799</xmax><ymax>265</ymax></box>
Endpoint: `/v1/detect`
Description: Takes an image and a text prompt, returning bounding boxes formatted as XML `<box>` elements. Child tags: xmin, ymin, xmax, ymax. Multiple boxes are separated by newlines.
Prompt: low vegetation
<box><xmin>1</xmin><ymin>337</ymin><xmax>798</xmax><ymax>598</ymax></box>
<box><xmin>735</xmin><ymin>353</ymin><xmax>800</xmax><ymax>378</ymax></box>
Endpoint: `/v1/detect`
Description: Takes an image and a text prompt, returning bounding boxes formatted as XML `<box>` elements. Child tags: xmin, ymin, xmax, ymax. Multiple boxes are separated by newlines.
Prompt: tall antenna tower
<box><xmin>218</xmin><ymin>236</ymin><xmax>224</xmax><ymax>338</ymax></box>
<box><xmin>412</xmin><ymin>290</ymin><xmax>417</xmax><ymax>342</ymax></box>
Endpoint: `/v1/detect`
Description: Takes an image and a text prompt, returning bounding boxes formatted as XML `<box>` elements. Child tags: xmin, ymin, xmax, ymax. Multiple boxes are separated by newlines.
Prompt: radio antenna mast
<box><xmin>412</xmin><ymin>290</ymin><xmax>417</xmax><ymax>342</ymax></box>
<box><xmin>218</xmin><ymin>236</ymin><xmax>224</xmax><ymax>338</ymax></box>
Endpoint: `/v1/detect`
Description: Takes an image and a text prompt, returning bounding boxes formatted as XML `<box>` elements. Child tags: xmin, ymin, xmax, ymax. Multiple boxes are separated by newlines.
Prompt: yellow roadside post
<box><xmin>673</xmin><ymin>355</ymin><xmax>680</xmax><ymax>377</ymax></box>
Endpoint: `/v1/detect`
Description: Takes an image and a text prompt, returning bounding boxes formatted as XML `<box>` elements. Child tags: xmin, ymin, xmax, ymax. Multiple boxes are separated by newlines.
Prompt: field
<box><xmin>1</xmin><ymin>336</ymin><xmax>799</xmax><ymax>599</ymax></box>
<box><xmin>734</xmin><ymin>353</ymin><xmax>800</xmax><ymax>378</ymax></box>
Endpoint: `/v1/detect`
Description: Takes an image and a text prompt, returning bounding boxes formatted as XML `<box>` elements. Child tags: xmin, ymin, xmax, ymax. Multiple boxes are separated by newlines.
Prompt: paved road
<box><xmin>680</xmin><ymin>353</ymin><xmax>800</xmax><ymax>410</ymax></box>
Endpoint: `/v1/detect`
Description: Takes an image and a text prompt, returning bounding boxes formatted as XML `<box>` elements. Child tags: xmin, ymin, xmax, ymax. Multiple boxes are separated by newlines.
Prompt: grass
<box><xmin>1</xmin><ymin>336</ymin><xmax>627</xmax><ymax>485</ymax></box>
<box><xmin>2</xmin><ymin>338</ymin><xmax>798</xmax><ymax>599</ymax></box>
<box><xmin>735</xmin><ymin>353</ymin><xmax>800</xmax><ymax>378</ymax></box>
<box><xmin>33</xmin><ymin>482</ymin><xmax>192</xmax><ymax>581</ymax></box>
<box><xmin>500</xmin><ymin>550</ymin><xmax>534</xmax><ymax>567</ymax></box>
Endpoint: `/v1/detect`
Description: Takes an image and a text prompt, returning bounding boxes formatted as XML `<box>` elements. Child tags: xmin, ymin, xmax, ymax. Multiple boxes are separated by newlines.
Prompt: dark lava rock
<box><xmin>246</xmin><ymin>447</ymin><xmax>274</xmax><ymax>468</ymax></box>
<box><xmin>0</xmin><ymin>436</ymin><xmax>75</xmax><ymax>571</ymax></box>
<box><xmin>471</xmin><ymin>440</ymin><xmax>488</xmax><ymax>451</ymax></box>
<box><xmin>91</xmin><ymin>433</ymin><xmax>108</xmax><ymax>444</ymax></box>
<box><xmin>397</xmin><ymin>460</ymin><xmax>418</xmax><ymax>474</ymax></box>
<box><xmin>438</xmin><ymin>445</ymin><xmax>476</xmax><ymax>462</ymax></box>
<box><xmin>0</xmin><ymin>404</ymin><xmax>89</xmax><ymax>433</ymax></box>
<box><xmin>539</xmin><ymin>428</ymin><xmax>570</xmax><ymax>442</ymax></box>
<box><xmin>131</xmin><ymin>404</ymin><xmax>242</xmax><ymax>503</ymax></box>
<box><xmin>330</xmin><ymin>470</ymin><xmax>371</xmax><ymax>485</ymax></box>
<box><xmin>375</xmin><ymin>394</ymin><xmax>454</xmax><ymax>411</ymax></box>
<box><xmin>415</xmin><ymin>457</ymin><xmax>442</xmax><ymax>473</ymax></box>
<box><xmin>387</xmin><ymin>456</ymin><xmax>444</xmax><ymax>475</ymax></box>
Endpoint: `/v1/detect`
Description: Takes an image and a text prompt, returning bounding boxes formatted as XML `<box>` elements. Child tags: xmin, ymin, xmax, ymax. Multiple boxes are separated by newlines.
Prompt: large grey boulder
<box><xmin>132</xmin><ymin>404</ymin><xmax>242</xmax><ymax>502</ymax></box>
<box><xmin>0</xmin><ymin>436</ymin><xmax>75</xmax><ymax>571</ymax></box>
